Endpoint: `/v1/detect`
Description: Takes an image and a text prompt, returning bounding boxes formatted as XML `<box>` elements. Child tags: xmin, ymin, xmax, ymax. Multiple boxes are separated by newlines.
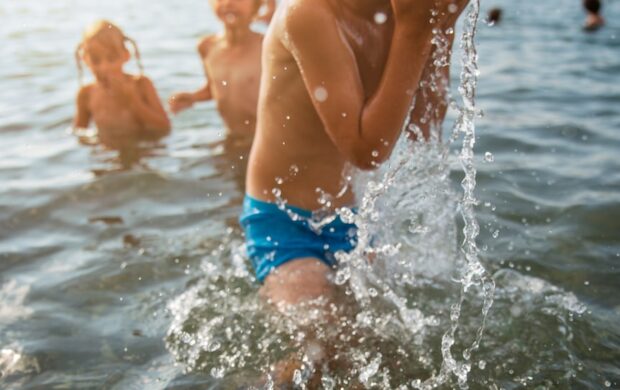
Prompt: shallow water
<box><xmin>1</xmin><ymin>0</ymin><xmax>620</xmax><ymax>389</ymax></box>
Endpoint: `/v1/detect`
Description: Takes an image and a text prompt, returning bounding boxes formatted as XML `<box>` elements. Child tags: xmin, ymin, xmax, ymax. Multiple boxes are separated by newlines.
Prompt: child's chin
<box><xmin>97</xmin><ymin>76</ymin><xmax>110</xmax><ymax>87</ymax></box>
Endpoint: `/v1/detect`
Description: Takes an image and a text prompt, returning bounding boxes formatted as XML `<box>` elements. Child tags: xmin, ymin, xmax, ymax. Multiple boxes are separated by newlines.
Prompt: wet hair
<box><xmin>487</xmin><ymin>8</ymin><xmax>502</xmax><ymax>24</ymax></box>
<box><xmin>75</xmin><ymin>20</ymin><xmax>143</xmax><ymax>85</ymax></box>
<box><xmin>583</xmin><ymin>0</ymin><xmax>601</xmax><ymax>14</ymax></box>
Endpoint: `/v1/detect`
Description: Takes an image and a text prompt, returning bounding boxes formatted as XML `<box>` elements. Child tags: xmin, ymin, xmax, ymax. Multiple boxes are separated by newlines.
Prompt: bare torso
<box><xmin>202</xmin><ymin>32</ymin><xmax>263</xmax><ymax>136</ymax></box>
<box><xmin>86</xmin><ymin>75</ymin><xmax>146</xmax><ymax>147</ymax></box>
<box><xmin>247</xmin><ymin>0</ymin><xmax>394</xmax><ymax>210</ymax></box>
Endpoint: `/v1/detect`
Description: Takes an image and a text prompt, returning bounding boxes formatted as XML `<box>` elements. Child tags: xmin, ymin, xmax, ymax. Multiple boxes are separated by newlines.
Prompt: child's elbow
<box><xmin>149</xmin><ymin>120</ymin><xmax>171</xmax><ymax>138</ymax></box>
<box><xmin>159</xmin><ymin>121</ymin><xmax>172</xmax><ymax>136</ymax></box>
<box><xmin>349</xmin><ymin>148</ymin><xmax>384</xmax><ymax>171</ymax></box>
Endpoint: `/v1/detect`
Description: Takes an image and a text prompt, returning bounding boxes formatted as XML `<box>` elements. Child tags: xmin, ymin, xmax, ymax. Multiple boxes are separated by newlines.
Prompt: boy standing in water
<box><xmin>241</xmin><ymin>0</ymin><xmax>468</xmax><ymax>306</ymax></box>
<box><xmin>168</xmin><ymin>0</ymin><xmax>276</xmax><ymax>136</ymax></box>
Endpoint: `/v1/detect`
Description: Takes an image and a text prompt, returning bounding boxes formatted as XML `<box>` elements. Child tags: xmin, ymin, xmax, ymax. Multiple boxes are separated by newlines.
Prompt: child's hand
<box><xmin>168</xmin><ymin>92</ymin><xmax>195</xmax><ymax>114</ymax></box>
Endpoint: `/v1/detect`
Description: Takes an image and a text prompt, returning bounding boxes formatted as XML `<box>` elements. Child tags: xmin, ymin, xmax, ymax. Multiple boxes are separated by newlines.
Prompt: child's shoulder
<box><xmin>282</xmin><ymin>0</ymin><xmax>333</xmax><ymax>34</ymax></box>
<box><xmin>197</xmin><ymin>34</ymin><xmax>219</xmax><ymax>57</ymax></box>
<box><xmin>129</xmin><ymin>73</ymin><xmax>157</xmax><ymax>90</ymax></box>
<box><xmin>77</xmin><ymin>83</ymin><xmax>95</xmax><ymax>102</ymax></box>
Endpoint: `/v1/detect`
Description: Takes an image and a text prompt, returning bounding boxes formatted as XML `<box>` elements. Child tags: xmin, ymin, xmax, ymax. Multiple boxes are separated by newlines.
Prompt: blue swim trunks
<box><xmin>239</xmin><ymin>195</ymin><xmax>358</xmax><ymax>282</ymax></box>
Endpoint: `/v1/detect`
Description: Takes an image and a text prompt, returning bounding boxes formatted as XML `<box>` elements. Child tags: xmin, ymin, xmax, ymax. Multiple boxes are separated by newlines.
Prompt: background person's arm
<box><xmin>73</xmin><ymin>85</ymin><xmax>91</xmax><ymax>129</ymax></box>
<box><xmin>408</xmin><ymin>2</ymin><xmax>467</xmax><ymax>140</ymax></box>
<box><xmin>132</xmin><ymin>76</ymin><xmax>171</xmax><ymax>135</ymax></box>
<box><xmin>168</xmin><ymin>37</ymin><xmax>214</xmax><ymax>114</ymax></box>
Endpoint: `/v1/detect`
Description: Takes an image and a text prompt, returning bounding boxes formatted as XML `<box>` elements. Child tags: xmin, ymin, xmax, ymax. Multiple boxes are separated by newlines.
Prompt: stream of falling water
<box><xmin>166</xmin><ymin>2</ymin><xmax>495</xmax><ymax>388</ymax></box>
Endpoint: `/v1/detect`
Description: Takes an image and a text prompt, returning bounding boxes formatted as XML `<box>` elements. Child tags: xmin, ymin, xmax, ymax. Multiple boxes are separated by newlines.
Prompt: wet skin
<box><xmin>74</xmin><ymin>40</ymin><xmax>170</xmax><ymax>145</ymax></box>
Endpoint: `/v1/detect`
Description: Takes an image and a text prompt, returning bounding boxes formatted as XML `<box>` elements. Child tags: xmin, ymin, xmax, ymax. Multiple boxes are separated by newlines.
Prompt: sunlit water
<box><xmin>1</xmin><ymin>0</ymin><xmax>619</xmax><ymax>389</ymax></box>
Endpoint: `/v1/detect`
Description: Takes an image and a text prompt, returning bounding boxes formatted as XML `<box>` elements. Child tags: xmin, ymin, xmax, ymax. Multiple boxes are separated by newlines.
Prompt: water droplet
<box><xmin>478</xmin><ymin>360</ymin><xmax>487</xmax><ymax>370</ymax></box>
<box><xmin>371</xmin><ymin>150</ymin><xmax>379</xmax><ymax>157</ymax></box>
<box><xmin>335</xmin><ymin>267</ymin><xmax>351</xmax><ymax>285</ymax></box>
<box><xmin>210</xmin><ymin>366</ymin><xmax>225</xmax><ymax>378</ymax></box>
<box><xmin>492</xmin><ymin>230</ymin><xmax>499</xmax><ymax>239</ymax></box>
<box><xmin>289</xmin><ymin>164</ymin><xmax>299</xmax><ymax>175</ymax></box>
<box><xmin>221</xmin><ymin>80</ymin><xmax>228</xmax><ymax>86</ymax></box>
<box><xmin>275</xmin><ymin>176</ymin><xmax>284</xmax><ymax>185</ymax></box>
<box><xmin>293</xmin><ymin>369</ymin><xmax>302</xmax><ymax>385</ymax></box>
<box><xmin>484</xmin><ymin>152</ymin><xmax>494</xmax><ymax>163</ymax></box>
<box><xmin>374</xmin><ymin>12</ymin><xmax>387</xmax><ymax>24</ymax></box>
<box><xmin>207</xmin><ymin>340</ymin><xmax>221</xmax><ymax>352</ymax></box>
<box><xmin>286</xmin><ymin>115</ymin><xmax>291</xmax><ymax>120</ymax></box>
<box><xmin>341</xmin><ymin>112</ymin><xmax>347</xmax><ymax>118</ymax></box>
<box><xmin>604</xmin><ymin>381</ymin><xmax>611</xmax><ymax>388</ymax></box>
<box><xmin>313</xmin><ymin>86</ymin><xmax>328</xmax><ymax>102</ymax></box>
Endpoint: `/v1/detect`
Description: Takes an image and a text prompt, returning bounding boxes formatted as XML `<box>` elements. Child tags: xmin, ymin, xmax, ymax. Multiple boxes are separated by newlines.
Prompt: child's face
<box><xmin>83</xmin><ymin>41</ymin><xmax>129</xmax><ymax>84</ymax></box>
<box><xmin>209</xmin><ymin>0</ymin><xmax>259</xmax><ymax>27</ymax></box>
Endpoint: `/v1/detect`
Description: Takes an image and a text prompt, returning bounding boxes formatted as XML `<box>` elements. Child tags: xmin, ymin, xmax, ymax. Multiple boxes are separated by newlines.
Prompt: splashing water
<box><xmin>167</xmin><ymin>2</ymin><xmax>495</xmax><ymax>388</ymax></box>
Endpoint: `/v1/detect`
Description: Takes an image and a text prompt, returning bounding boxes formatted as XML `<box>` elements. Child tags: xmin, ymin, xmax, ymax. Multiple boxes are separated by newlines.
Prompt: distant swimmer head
<box><xmin>582</xmin><ymin>0</ymin><xmax>605</xmax><ymax>31</ymax></box>
<box><xmin>583</xmin><ymin>0</ymin><xmax>601</xmax><ymax>14</ymax></box>
<box><xmin>75</xmin><ymin>20</ymin><xmax>143</xmax><ymax>85</ymax></box>
<box><xmin>487</xmin><ymin>7</ymin><xmax>502</xmax><ymax>26</ymax></box>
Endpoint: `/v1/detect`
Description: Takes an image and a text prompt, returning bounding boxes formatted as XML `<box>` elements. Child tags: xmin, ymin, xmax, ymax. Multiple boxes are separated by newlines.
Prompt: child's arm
<box><xmin>73</xmin><ymin>85</ymin><xmax>91</xmax><ymax>129</ymax></box>
<box><xmin>285</xmin><ymin>0</ymin><xmax>466</xmax><ymax>170</ymax></box>
<box><xmin>407</xmin><ymin>3</ymin><xmax>464</xmax><ymax>141</ymax></box>
<box><xmin>168</xmin><ymin>84</ymin><xmax>212</xmax><ymax>114</ymax></box>
<box><xmin>407</xmin><ymin>35</ymin><xmax>455</xmax><ymax>141</ymax></box>
<box><xmin>168</xmin><ymin>37</ymin><xmax>214</xmax><ymax>114</ymax></box>
<box><xmin>129</xmin><ymin>76</ymin><xmax>171</xmax><ymax>136</ymax></box>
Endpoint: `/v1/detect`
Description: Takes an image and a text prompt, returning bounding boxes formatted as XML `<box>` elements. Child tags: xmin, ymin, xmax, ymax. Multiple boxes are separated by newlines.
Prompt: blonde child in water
<box><xmin>73</xmin><ymin>20</ymin><xmax>170</xmax><ymax>147</ymax></box>
<box><xmin>168</xmin><ymin>0</ymin><xmax>276</xmax><ymax>137</ymax></box>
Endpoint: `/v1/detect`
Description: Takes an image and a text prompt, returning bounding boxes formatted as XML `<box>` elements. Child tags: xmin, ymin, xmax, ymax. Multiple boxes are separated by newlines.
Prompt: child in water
<box><xmin>240</xmin><ymin>0</ymin><xmax>468</xmax><ymax>383</ymax></box>
<box><xmin>73</xmin><ymin>20</ymin><xmax>170</xmax><ymax>147</ymax></box>
<box><xmin>243</xmin><ymin>0</ymin><xmax>468</xmax><ymax>304</ymax></box>
<box><xmin>583</xmin><ymin>0</ymin><xmax>605</xmax><ymax>31</ymax></box>
<box><xmin>168</xmin><ymin>0</ymin><xmax>276</xmax><ymax>137</ymax></box>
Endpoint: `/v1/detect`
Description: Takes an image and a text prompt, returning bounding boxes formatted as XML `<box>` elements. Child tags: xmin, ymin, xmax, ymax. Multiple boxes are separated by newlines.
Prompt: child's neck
<box><xmin>222</xmin><ymin>24</ymin><xmax>253</xmax><ymax>45</ymax></box>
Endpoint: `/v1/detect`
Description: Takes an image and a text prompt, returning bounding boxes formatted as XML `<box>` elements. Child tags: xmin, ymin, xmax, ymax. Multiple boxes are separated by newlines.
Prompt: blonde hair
<box><xmin>75</xmin><ymin>20</ymin><xmax>143</xmax><ymax>84</ymax></box>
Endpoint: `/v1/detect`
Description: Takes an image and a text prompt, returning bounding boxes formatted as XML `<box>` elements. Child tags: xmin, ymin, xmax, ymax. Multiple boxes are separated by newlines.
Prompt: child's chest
<box><xmin>89</xmin><ymin>88</ymin><xmax>139</xmax><ymax>131</ymax></box>
<box><xmin>203</xmin><ymin>44</ymin><xmax>262</xmax><ymax>98</ymax></box>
